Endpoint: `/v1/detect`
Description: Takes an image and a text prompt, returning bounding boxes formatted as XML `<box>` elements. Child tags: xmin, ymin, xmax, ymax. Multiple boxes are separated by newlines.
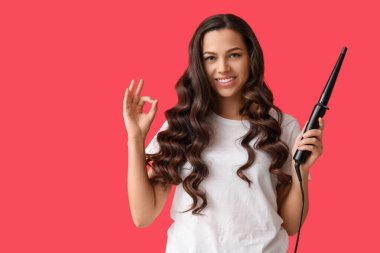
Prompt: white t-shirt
<box><xmin>145</xmin><ymin>109</ymin><xmax>308</xmax><ymax>253</ymax></box>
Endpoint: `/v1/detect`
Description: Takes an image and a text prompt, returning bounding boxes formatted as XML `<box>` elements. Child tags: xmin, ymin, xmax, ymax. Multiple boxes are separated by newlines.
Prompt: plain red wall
<box><xmin>1</xmin><ymin>0</ymin><xmax>379</xmax><ymax>252</ymax></box>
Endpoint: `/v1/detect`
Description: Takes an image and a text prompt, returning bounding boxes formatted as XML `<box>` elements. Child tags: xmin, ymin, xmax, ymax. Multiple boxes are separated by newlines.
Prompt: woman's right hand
<box><xmin>123</xmin><ymin>79</ymin><xmax>158</xmax><ymax>140</ymax></box>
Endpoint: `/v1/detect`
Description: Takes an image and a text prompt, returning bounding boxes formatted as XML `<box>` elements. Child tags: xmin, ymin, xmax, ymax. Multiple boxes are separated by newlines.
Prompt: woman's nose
<box><xmin>217</xmin><ymin>59</ymin><xmax>231</xmax><ymax>73</ymax></box>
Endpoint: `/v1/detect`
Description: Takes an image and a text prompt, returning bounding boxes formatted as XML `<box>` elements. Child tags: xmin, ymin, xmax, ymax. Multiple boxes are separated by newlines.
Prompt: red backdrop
<box><xmin>1</xmin><ymin>0</ymin><xmax>378</xmax><ymax>252</ymax></box>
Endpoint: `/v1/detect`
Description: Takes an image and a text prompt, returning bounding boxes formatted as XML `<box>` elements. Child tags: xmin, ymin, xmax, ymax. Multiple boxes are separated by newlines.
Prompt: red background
<box><xmin>1</xmin><ymin>0</ymin><xmax>379</xmax><ymax>252</ymax></box>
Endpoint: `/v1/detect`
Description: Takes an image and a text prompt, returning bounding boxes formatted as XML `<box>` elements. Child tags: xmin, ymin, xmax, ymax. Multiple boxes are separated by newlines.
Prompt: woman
<box><xmin>124</xmin><ymin>13</ymin><xmax>324</xmax><ymax>253</ymax></box>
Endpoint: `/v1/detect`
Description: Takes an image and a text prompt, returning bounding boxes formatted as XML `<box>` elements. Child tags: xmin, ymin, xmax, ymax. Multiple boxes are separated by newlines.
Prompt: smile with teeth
<box><xmin>216</xmin><ymin>77</ymin><xmax>236</xmax><ymax>85</ymax></box>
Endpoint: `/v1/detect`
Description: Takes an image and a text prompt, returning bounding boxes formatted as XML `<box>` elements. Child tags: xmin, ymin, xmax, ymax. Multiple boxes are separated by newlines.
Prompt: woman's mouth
<box><xmin>215</xmin><ymin>77</ymin><xmax>237</xmax><ymax>87</ymax></box>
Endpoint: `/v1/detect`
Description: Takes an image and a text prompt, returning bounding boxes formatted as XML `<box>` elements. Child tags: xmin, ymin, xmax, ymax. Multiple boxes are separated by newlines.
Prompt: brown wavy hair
<box><xmin>146</xmin><ymin>14</ymin><xmax>292</xmax><ymax>215</ymax></box>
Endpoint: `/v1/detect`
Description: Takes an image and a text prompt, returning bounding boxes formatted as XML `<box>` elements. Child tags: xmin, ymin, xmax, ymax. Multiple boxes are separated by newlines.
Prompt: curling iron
<box><xmin>293</xmin><ymin>47</ymin><xmax>347</xmax><ymax>253</ymax></box>
<box><xmin>293</xmin><ymin>47</ymin><xmax>347</xmax><ymax>179</ymax></box>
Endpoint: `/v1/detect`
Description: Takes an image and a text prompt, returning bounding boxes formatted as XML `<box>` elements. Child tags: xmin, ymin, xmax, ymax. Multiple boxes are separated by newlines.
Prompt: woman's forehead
<box><xmin>202</xmin><ymin>29</ymin><xmax>246</xmax><ymax>53</ymax></box>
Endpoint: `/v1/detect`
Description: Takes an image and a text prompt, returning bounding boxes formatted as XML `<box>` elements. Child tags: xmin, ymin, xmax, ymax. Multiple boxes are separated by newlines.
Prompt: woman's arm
<box><xmin>279</xmin><ymin>117</ymin><xmax>324</xmax><ymax>235</ymax></box>
<box><xmin>124</xmin><ymin>79</ymin><xmax>171</xmax><ymax>228</ymax></box>
<box><xmin>127</xmin><ymin>136</ymin><xmax>156</xmax><ymax>228</ymax></box>
<box><xmin>127</xmin><ymin>136</ymin><xmax>172</xmax><ymax>228</ymax></box>
<box><xmin>278</xmin><ymin>165</ymin><xmax>310</xmax><ymax>236</ymax></box>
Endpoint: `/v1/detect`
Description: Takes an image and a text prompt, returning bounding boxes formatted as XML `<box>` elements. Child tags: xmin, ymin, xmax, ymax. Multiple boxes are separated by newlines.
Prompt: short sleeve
<box><xmin>145</xmin><ymin>120</ymin><xmax>169</xmax><ymax>155</ymax></box>
<box><xmin>280</xmin><ymin>115</ymin><xmax>312</xmax><ymax>181</ymax></box>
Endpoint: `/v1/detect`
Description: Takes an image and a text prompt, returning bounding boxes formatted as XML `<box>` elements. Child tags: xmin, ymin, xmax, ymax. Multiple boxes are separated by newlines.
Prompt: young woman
<box><xmin>124</xmin><ymin>13</ymin><xmax>324</xmax><ymax>253</ymax></box>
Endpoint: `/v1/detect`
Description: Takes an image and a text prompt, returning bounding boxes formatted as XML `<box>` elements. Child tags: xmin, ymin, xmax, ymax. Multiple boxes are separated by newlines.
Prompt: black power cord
<box><xmin>293</xmin><ymin>161</ymin><xmax>304</xmax><ymax>253</ymax></box>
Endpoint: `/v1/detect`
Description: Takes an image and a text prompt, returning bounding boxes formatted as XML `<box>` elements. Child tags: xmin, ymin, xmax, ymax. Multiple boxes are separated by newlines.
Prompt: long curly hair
<box><xmin>146</xmin><ymin>14</ymin><xmax>292</xmax><ymax>215</ymax></box>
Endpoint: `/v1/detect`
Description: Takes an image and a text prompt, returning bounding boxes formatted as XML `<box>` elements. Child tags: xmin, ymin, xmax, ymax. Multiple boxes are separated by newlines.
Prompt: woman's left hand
<box><xmin>291</xmin><ymin>117</ymin><xmax>325</xmax><ymax>172</ymax></box>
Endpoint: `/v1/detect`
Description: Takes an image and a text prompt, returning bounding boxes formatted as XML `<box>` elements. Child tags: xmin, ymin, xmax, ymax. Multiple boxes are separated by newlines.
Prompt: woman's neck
<box><xmin>213</xmin><ymin>98</ymin><xmax>243</xmax><ymax>120</ymax></box>
<box><xmin>213</xmin><ymin>98</ymin><xmax>257</xmax><ymax>120</ymax></box>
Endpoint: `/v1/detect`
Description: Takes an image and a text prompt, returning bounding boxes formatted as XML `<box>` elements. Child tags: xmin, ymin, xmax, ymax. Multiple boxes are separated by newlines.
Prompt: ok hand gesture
<box><xmin>123</xmin><ymin>79</ymin><xmax>158</xmax><ymax>140</ymax></box>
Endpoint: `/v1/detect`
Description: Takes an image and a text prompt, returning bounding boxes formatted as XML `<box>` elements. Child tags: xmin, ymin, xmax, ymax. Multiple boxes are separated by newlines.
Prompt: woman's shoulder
<box><xmin>269</xmin><ymin>108</ymin><xmax>300</xmax><ymax>130</ymax></box>
<box><xmin>281</xmin><ymin>112</ymin><xmax>300</xmax><ymax>129</ymax></box>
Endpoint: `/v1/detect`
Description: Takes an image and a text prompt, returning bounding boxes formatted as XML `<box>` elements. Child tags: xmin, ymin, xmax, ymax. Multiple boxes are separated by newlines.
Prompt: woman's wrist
<box><xmin>128</xmin><ymin>135</ymin><xmax>146</xmax><ymax>145</ymax></box>
<box><xmin>291</xmin><ymin>162</ymin><xmax>310</xmax><ymax>181</ymax></box>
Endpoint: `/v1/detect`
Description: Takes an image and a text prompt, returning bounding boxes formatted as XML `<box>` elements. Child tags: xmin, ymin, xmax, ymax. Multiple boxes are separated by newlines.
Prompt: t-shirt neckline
<box><xmin>210</xmin><ymin>111</ymin><xmax>249</xmax><ymax>126</ymax></box>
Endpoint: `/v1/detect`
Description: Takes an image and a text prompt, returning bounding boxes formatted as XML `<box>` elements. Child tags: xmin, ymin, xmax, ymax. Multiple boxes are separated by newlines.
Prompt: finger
<box><xmin>303</xmin><ymin>129</ymin><xmax>323</xmax><ymax>140</ymax></box>
<box><xmin>133</xmin><ymin>79</ymin><xmax>144</xmax><ymax>104</ymax></box>
<box><xmin>299</xmin><ymin>137</ymin><xmax>320</xmax><ymax>146</ymax></box>
<box><xmin>296</xmin><ymin>120</ymin><xmax>308</xmax><ymax>142</ymax></box>
<box><xmin>129</xmin><ymin>79</ymin><xmax>136</xmax><ymax>92</ymax></box>
<box><xmin>137</xmin><ymin>96</ymin><xmax>154</xmax><ymax>113</ymax></box>
<box><xmin>148</xmin><ymin>99</ymin><xmax>159</xmax><ymax>118</ymax></box>
<box><xmin>123</xmin><ymin>87</ymin><xmax>131</xmax><ymax>113</ymax></box>
<box><xmin>298</xmin><ymin>144</ymin><xmax>322</xmax><ymax>156</ymax></box>
<box><xmin>301</xmin><ymin>120</ymin><xmax>308</xmax><ymax>133</ymax></box>
<box><xmin>319</xmin><ymin>117</ymin><xmax>325</xmax><ymax>130</ymax></box>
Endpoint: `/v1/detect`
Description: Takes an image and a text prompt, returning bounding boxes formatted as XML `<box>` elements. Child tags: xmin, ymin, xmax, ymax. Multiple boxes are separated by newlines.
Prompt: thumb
<box><xmin>301</xmin><ymin>120</ymin><xmax>308</xmax><ymax>133</ymax></box>
<box><xmin>296</xmin><ymin>120</ymin><xmax>308</xmax><ymax>143</ymax></box>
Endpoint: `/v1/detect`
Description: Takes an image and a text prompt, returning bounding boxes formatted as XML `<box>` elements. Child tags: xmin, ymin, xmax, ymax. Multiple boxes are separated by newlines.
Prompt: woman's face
<box><xmin>202</xmin><ymin>28</ymin><xmax>250</xmax><ymax>104</ymax></box>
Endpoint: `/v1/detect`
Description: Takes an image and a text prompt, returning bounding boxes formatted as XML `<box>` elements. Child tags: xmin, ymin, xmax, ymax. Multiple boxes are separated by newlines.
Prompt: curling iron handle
<box><xmin>293</xmin><ymin>103</ymin><xmax>329</xmax><ymax>164</ymax></box>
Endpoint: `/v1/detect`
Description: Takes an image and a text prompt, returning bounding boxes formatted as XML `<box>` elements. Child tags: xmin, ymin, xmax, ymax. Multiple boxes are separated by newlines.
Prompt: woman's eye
<box><xmin>230</xmin><ymin>53</ymin><xmax>241</xmax><ymax>58</ymax></box>
<box><xmin>204</xmin><ymin>54</ymin><xmax>240</xmax><ymax>62</ymax></box>
<box><xmin>204</xmin><ymin>56</ymin><xmax>215</xmax><ymax>61</ymax></box>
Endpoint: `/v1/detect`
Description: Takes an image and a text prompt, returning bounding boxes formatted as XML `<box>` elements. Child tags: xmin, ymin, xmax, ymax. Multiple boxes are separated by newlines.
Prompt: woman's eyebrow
<box><xmin>203</xmin><ymin>47</ymin><xmax>243</xmax><ymax>55</ymax></box>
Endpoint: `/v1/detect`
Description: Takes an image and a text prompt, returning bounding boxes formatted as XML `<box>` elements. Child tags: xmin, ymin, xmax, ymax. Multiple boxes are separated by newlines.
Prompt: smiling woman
<box><xmin>125</xmin><ymin>13</ymin><xmax>324</xmax><ymax>253</ymax></box>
